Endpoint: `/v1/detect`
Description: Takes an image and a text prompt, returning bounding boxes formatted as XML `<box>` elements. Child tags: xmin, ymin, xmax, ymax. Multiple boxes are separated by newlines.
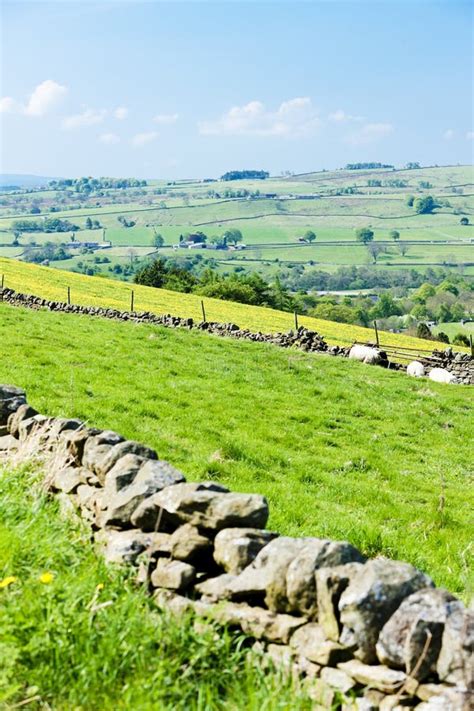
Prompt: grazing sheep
<box><xmin>407</xmin><ymin>361</ymin><xmax>425</xmax><ymax>378</ymax></box>
<box><xmin>348</xmin><ymin>344</ymin><xmax>384</xmax><ymax>366</ymax></box>
<box><xmin>428</xmin><ymin>367</ymin><xmax>455</xmax><ymax>384</ymax></box>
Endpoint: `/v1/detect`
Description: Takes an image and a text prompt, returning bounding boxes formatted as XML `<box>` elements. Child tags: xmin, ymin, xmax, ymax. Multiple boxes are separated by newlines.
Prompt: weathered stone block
<box><xmin>339</xmin><ymin>559</ymin><xmax>433</xmax><ymax>663</ymax></box>
<box><xmin>150</xmin><ymin>558</ymin><xmax>196</xmax><ymax>591</ymax></box>
<box><xmin>213</xmin><ymin>527</ymin><xmax>278</xmax><ymax>574</ymax></box>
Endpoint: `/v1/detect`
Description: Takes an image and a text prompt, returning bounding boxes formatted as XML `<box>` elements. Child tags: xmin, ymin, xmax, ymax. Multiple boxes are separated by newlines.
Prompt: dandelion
<box><xmin>0</xmin><ymin>576</ymin><xmax>17</xmax><ymax>588</ymax></box>
<box><xmin>96</xmin><ymin>583</ymin><xmax>104</xmax><ymax>591</ymax></box>
<box><xmin>39</xmin><ymin>572</ymin><xmax>54</xmax><ymax>584</ymax></box>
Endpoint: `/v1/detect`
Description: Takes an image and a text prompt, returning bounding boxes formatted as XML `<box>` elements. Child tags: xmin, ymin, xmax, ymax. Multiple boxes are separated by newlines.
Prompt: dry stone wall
<box><xmin>2</xmin><ymin>286</ymin><xmax>473</xmax><ymax>384</ymax></box>
<box><xmin>1</xmin><ymin>384</ymin><xmax>472</xmax><ymax>710</ymax></box>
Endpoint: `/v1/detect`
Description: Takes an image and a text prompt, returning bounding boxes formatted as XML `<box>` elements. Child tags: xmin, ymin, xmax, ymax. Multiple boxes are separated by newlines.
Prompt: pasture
<box><xmin>0</xmin><ymin>165</ymin><xmax>472</xmax><ymax>278</ymax></box>
<box><xmin>0</xmin><ymin>301</ymin><xmax>473</xmax><ymax>597</ymax></box>
<box><xmin>0</xmin><ymin>256</ymin><xmax>461</xmax><ymax>352</ymax></box>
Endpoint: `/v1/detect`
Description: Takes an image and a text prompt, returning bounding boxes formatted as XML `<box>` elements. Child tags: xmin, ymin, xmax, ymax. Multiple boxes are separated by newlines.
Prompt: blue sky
<box><xmin>1</xmin><ymin>0</ymin><xmax>472</xmax><ymax>179</ymax></box>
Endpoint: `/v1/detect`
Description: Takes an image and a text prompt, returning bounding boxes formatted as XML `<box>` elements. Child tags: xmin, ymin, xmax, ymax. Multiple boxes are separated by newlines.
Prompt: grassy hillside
<box><xmin>0</xmin><ymin>465</ymin><xmax>310</xmax><ymax>710</ymax></box>
<box><xmin>0</xmin><ymin>301</ymin><xmax>472</xmax><ymax>595</ymax></box>
<box><xmin>0</xmin><ymin>256</ymin><xmax>459</xmax><ymax>352</ymax></box>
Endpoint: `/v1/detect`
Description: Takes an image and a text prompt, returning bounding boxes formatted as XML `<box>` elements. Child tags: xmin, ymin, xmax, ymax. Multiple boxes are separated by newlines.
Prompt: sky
<box><xmin>1</xmin><ymin>0</ymin><xmax>473</xmax><ymax>179</ymax></box>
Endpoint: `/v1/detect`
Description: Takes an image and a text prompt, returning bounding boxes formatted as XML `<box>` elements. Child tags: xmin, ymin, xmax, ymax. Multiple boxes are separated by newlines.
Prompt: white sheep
<box><xmin>428</xmin><ymin>367</ymin><xmax>455</xmax><ymax>384</ymax></box>
<box><xmin>348</xmin><ymin>344</ymin><xmax>383</xmax><ymax>365</ymax></box>
<box><xmin>407</xmin><ymin>361</ymin><xmax>425</xmax><ymax>378</ymax></box>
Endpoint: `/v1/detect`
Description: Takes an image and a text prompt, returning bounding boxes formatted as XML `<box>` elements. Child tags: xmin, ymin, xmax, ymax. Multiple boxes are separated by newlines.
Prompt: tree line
<box><xmin>48</xmin><ymin>177</ymin><xmax>147</xmax><ymax>193</ymax></box>
<box><xmin>221</xmin><ymin>171</ymin><xmax>269</xmax><ymax>181</ymax></box>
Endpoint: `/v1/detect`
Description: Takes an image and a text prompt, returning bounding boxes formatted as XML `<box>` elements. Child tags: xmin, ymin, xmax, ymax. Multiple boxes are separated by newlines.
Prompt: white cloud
<box><xmin>0</xmin><ymin>96</ymin><xmax>17</xmax><ymax>114</ymax></box>
<box><xmin>198</xmin><ymin>97</ymin><xmax>321</xmax><ymax>137</ymax></box>
<box><xmin>443</xmin><ymin>129</ymin><xmax>455</xmax><ymax>140</ymax></box>
<box><xmin>467</xmin><ymin>131</ymin><xmax>474</xmax><ymax>140</ymax></box>
<box><xmin>24</xmin><ymin>79</ymin><xmax>67</xmax><ymax>117</ymax></box>
<box><xmin>346</xmin><ymin>122</ymin><xmax>394</xmax><ymax>146</ymax></box>
<box><xmin>153</xmin><ymin>112</ymin><xmax>179</xmax><ymax>125</ymax></box>
<box><xmin>62</xmin><ymin>108</ymin><xmax>107</xmax><ymax>130</ymax></box>
<box><xmin>99</xmin><ymin>132</ymin><xmax>120</xmax><ymax>145</ymax></box>
<box><xmin>131</xmin><ymin>131</ymin><xmax>158</xmax><ymax>147</ymax></box>
<box><xmin>114</xmin><ymin>106</ymin><xmax>128</xmax><ymax>120</ymax></box>
<box><xmin>328</xmin><ymin>109</ymin><xmax>364</xmax><ymax>123</ymax></box>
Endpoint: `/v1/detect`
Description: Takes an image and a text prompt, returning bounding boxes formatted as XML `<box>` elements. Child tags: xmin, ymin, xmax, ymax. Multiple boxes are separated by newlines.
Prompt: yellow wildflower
<box><xmin>39</xmin><ymin>572</ymin><xmax>54</xmax><ymax>584</ymax></box>
<box><xmin>96</xmin><ymin>583</ymin><xmax>104</xmax><ymax>591</ymax></box>
<box><xmin>0</xmin><ymin>576</ymin><xmax>17</xmax><ymax>588</ymax></box>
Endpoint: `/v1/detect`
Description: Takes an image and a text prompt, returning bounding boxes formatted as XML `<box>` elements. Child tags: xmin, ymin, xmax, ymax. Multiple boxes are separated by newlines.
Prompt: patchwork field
<box><xmin>1</xmin><ymin>165</ymin><xmax>473</xmax><ymax>278</ymax></box>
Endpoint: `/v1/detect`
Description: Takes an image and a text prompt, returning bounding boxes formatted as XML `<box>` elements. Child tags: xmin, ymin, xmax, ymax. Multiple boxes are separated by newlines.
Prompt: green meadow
<box><xmin>0</xmin><ymin>302</ymin><xmax>472</xmax><ymax>596</ymax></box>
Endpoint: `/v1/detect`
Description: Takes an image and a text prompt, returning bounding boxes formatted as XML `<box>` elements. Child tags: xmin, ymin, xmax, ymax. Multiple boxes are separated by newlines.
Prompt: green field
<box><xmin>0</xmin><ymin>256</ymin><xmax>463</xmax><ymax>353</ymax></box>
<box><xmin>1</xmin><ymin>165</ymin><xmax>473</xmax><ymax>278</ymax></box>
<box><xmin>1</xmin><ymin>301</ymin><xmax>473</xmax><ymax>598</ymax></box>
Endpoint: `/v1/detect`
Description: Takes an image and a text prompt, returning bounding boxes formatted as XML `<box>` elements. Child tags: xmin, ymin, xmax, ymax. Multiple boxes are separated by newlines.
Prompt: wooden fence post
<box><xmin>294</xmin><ymin>310</ymin><xmax>299</xmax><ymax>330</ymax></box>
<box><xmin>470</xmin><ymin>334</ymin><xmax>473</xmax><ymax>358</ymax></box>
<box><xmin>201</xmin><ymin>300</ymin><xmax>206</xmax><ymax>322</ymax></box>
<box><xmin>373</xmin><ymin>320</ymin><xmax>380</xmax><ymax>347</ymax></box>
<box><xmin>67</xmin><ymin>286</ymin><xmax>71</xmax><ymax>305</ymax></box>
<box><xmin>130</xmin><ymin>290</ymin><xmax>135</xmax><ymax>312</ymax></box>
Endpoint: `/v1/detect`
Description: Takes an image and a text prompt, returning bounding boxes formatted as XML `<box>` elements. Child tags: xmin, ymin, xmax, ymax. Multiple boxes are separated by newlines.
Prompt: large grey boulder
<box><xmin>339</xmin><ymin>558</ymin><xmax>433</xmax><ymax>663</ymax></box>
<box><xmin>316</xmin><ymin>562</ymin><xmax>365</xmax><ymax>641</ymax></box>
<box><xmin>285</xmin><ymin>539</ymin><xmax>366</xmax><ymax>616</ymax></box>
<box><xmin>376</xmin><ymin>588</ymin><xmax>459</xmax><ymax>681</ymax></box>
<box><xmin>95</xmin><ymin>440</ymin><xmax>158</xmax><ymax>482</ymax></box>
<box><xmin>131</xmin><ymin>482</ymin><xmax>268</xmax><ymax>533</ymax></box>
<box><xmin>213</xmin><ymin>527</ymin><xmax>279</xmax><ymax>574</ymax></box>
<box><xmin>96</xmin><ymin>529</ymin><xmax>171</xmax><ymax>564</ymax></box>
<box><xmin>0</xmin><ymin>434</ymin><xmax>19</xmax><ymax>451</ymax></box>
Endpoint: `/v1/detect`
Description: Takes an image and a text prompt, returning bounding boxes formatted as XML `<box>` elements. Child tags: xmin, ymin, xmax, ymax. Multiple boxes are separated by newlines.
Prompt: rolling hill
<box><xmin>0</xmin><ymin>257</ymin><xmax>460</xmax><ymax>352</ymax></box>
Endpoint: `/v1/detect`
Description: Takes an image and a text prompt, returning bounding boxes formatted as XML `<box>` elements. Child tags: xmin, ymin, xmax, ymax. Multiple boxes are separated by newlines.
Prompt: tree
<box><xmin>416</xmin><ymin>322</ymin><xmax>433</xmax><ymax>340</ymax></box>
<box><xmin>30</xmin><ymin>206</ymin><xmax>41</xmax><ymax>214</ymax></box>
<box><xmin>398</xmin><ymin>243</ymin><xmax>409</xmax><ymax>257</ymax></box>
<box><xmin>303</xmin><ymin>230</ymin><xmax>317</xmax><ymax>243</ymax></box>
<box><xmin>366</xmin><ymin>242</ymin><xmax>384</xmax><ymax>263</ymax></box>
<box><xmin>223</xmin><ymin>228</ymin><xmax>243</xmax><ymax>245</ymax></box>
<box><xmin>406</xmin><ymin>195</ymin><xmax>415</xmax><ymax>207</ymax></box>
<box><xmin>152</xmin><ymin>233</ymin><xmax>164</xmax><ymax>248</ymax></box>
<box><xmin>460</xmin><ymin>217</ymin><xmax>469</xmax><ymax>225</ymax></box>
<box><xmin>355</xmin><ymin>227</ymin><xmax>374</xmax><ymax>244</ymax></box>
<box><xmin>85</xmin><ymin>217</ymin><xmax>93</xmax><ymax>230</ymax></box>
<box><xmin>389</xmin><ymin>230</ymin><xmax>400</xmax><ymax>241</ymax></box>
<box><xmin>413</xmin><ymin>195</ymin><xmax>436</xmax><ymax>214</ymax></box>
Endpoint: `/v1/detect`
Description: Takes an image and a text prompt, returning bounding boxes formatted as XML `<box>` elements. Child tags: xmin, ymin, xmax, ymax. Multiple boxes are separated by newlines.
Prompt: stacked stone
<box><xmin>0</xmin><ymin>384</ymin><xmax>471</xmax><ymax>709</ymax></box>
<box><xmin>421</xmin><ymin>350</ymin><xmax>474</xmax><ymax>386</ymax></box>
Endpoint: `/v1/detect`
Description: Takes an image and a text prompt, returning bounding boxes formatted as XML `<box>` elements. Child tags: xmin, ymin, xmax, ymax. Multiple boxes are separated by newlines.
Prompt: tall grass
<box><xmin>0</xmin><ymin>464</ymin><xmax>313</xmax><ymax>710</ymax></box>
